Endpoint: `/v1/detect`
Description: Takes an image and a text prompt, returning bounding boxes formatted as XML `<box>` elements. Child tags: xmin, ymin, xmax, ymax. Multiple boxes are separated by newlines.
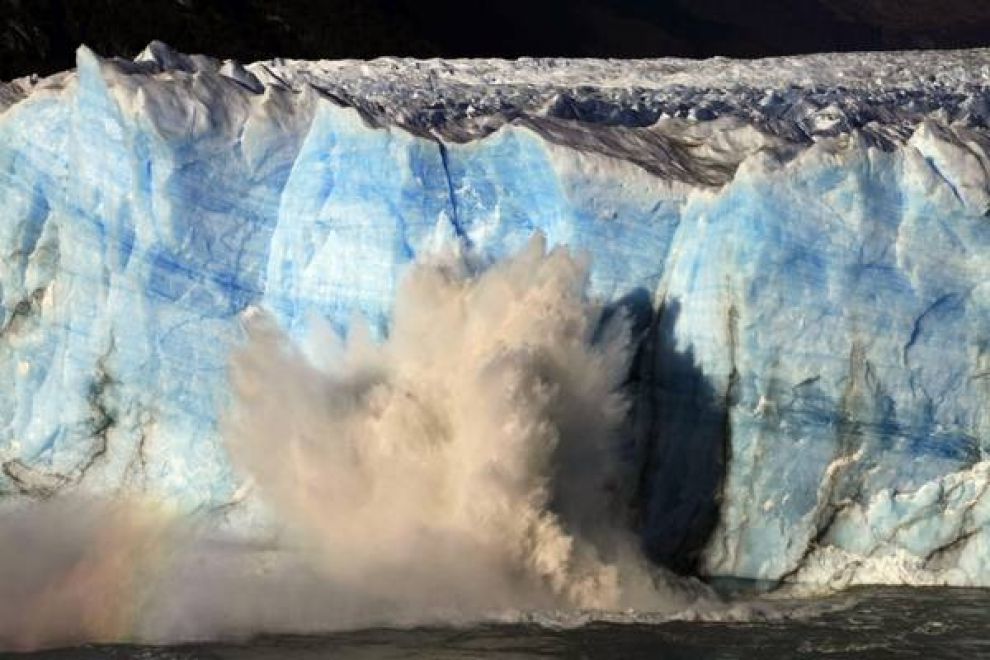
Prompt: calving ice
<box><xmin>2</xmin><ymin>40</ymin><xmax>990</xmax><ymax>640</ymax></box>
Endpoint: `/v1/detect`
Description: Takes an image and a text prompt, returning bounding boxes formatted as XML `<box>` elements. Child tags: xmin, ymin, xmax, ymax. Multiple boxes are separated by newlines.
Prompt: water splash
<box><xmin>226</xmin><ymin>234</ymin><xmax>692</xmax><ymax>615</ymax></box>
<box><xmin>0</xmin><ymin>235</ymin><xmax>723</xmax><ymax>649</ymax></box>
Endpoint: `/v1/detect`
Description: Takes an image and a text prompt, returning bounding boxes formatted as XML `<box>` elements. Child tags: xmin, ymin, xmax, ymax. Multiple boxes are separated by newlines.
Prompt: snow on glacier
<box><xmin>3</xmin><ymin>42</ymin><xmax>990</xmax><ymax>586</ymax></box>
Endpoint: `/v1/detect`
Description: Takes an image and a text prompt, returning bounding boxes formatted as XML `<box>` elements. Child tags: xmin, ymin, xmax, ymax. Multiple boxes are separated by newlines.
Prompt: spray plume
<box><xmin>0</xmin><ymin>235</ymin><xmax>714</xmax><ymax>649</ymax></box>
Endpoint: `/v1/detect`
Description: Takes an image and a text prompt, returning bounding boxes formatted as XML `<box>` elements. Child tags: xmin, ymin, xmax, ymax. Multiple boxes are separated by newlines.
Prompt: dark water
<box><xmin>7</xmin><ymin>587</ymin><xmax>990</xmax><ymax>659</ymax></box>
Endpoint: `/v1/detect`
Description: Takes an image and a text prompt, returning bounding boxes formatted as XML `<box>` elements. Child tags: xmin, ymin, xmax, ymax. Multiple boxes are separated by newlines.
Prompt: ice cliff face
<box><xmin>4</xmin><ymin>42</ymin><xmax>990</xmax><ymax>586</ymax></box>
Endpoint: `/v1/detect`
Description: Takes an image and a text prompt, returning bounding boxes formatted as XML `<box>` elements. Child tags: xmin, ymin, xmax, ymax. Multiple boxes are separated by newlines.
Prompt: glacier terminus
<box><xmin>4</xmin><ymin>41</ymin><xmax>990</xmax><ymax>589</ymax></box>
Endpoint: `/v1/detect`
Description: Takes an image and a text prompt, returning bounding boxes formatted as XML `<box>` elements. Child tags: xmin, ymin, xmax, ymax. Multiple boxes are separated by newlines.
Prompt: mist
<box><xmin>225</xmin><ymin>234</ymin><xmax>696</xmax><ymax>612</ymax></box>
<box><xmin>0</xmin><ymin>235</ymin><xmax>720</xmax><ymax>650</ymax></box>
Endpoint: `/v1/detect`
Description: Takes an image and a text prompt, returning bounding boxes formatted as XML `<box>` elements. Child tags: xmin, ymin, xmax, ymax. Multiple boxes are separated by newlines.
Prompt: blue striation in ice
<box><xmin>4</xmin><ymin>42</ymin><xmax>990</xmax><ymax>585</ymax></box>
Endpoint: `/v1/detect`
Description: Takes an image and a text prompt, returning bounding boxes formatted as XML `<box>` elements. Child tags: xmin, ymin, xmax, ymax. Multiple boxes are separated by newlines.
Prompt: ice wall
<box><xmin>3</xmin><ymin>43</ymin><xmax>990</xmax><ymax>586</ymax></box>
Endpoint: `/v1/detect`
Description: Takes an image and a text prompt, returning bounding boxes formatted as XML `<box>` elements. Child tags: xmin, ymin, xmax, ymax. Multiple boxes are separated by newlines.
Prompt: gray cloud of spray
<box><xmin>222</xmin><ymin>234</ymin><xmax>701</xmax><ymax>616</ymax></box>
<box><xmin>0</xmin><ymin>498</ymin><xmax>181</xmax><ymax>650</ymax></box>
<box><xmin>0</xmin><ymin>235</ymin><xmax>741</xmax><ymax>651</ymax></box>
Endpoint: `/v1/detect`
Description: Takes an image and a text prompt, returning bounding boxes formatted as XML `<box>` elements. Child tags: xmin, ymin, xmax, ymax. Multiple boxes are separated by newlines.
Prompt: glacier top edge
<box><xmin>5</xmin><ymin>41</ymin><xmax>990</xmax><ymax>148</ymax></box>
<box><xmin>253</xmin><ymin>47</ymin><xmax>990</xmax><ymax>90</ymax></box>
<box><xmin>109</xmin><ymin>40</ymin><xmax>990</xmax><ymax>88</ymax></box>
<box><xmin>7</xmin><ymin>41</ymin><xmax>990</xmax><ymax>95</ymax></box>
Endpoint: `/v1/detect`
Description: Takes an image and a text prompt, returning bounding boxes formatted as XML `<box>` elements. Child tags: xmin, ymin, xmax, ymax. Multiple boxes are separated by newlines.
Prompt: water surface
<box><xmin>10</xmin><ymin>587</ymin><xmax>990</xmax><ymax>659</ymax></box>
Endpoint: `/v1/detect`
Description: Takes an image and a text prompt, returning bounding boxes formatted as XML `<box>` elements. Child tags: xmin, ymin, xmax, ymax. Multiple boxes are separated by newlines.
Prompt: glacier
<box><xmin>4</xmin><ymin>41</ymin><xmax>990</xmax><ymax>588</ymax></box>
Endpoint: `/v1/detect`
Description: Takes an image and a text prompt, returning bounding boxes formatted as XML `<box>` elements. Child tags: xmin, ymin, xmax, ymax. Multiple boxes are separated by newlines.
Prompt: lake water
<box><xmin>8</xmin><ymin>586</ymin><xmax>990</xmax><ymax>659</ymax></box>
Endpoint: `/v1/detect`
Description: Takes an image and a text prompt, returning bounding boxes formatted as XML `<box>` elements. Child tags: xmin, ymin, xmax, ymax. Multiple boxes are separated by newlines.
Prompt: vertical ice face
<box><xmin>667</xmin><ymin>138</ymin><xmax>990</xmax><ymax>583</ymax></box>
<box><xmin>0</xmin><ymin>47</ymin><xmax>313</xmax><ymax>503</ymax></box>
<box><xmin>2</xmin><ymin>43</ymin><xmax>990</xmax><ymax>586</ymax></box>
